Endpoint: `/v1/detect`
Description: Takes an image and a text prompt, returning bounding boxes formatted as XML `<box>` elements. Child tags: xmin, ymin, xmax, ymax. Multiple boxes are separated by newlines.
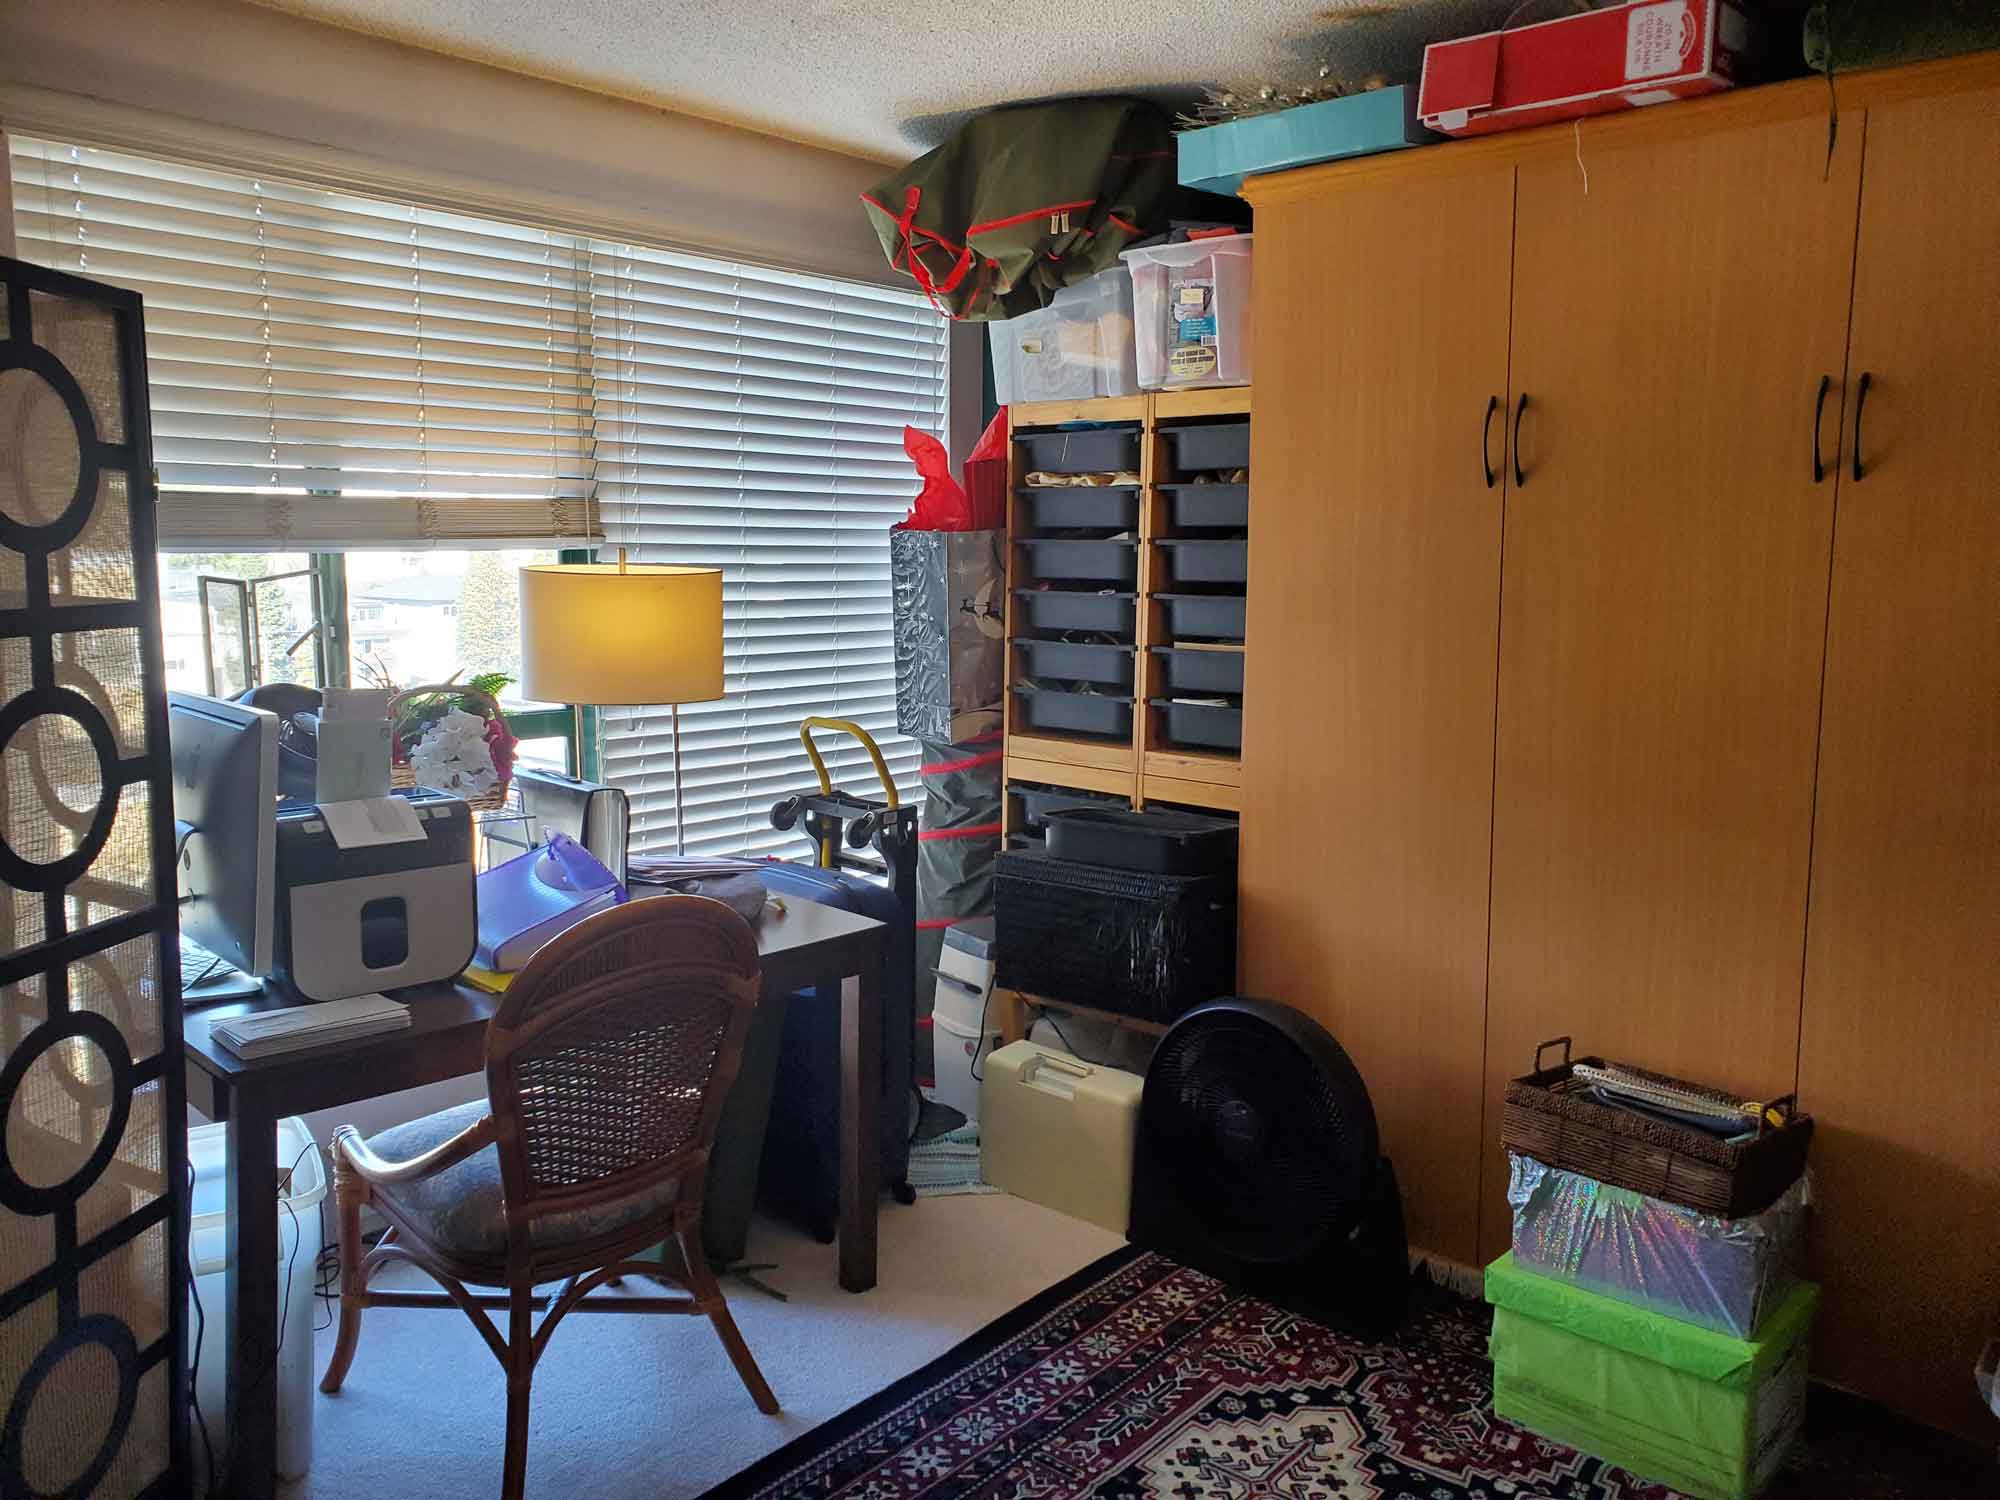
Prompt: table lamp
<box><xmin>518</xmin><ymin>558</ymin><xmax>724</xmax><ymax>855</ymax></box>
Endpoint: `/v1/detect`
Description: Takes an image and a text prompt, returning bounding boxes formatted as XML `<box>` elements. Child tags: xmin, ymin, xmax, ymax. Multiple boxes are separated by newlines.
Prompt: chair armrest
<box><xmin>330</xmin><ymin>1114</ymin><xmax>495</xmax><ymax>1188</ymax></box>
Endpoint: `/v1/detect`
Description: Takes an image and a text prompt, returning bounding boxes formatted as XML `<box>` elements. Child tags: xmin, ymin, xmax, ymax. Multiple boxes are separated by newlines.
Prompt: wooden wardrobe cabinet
<box><xmin>1241</xmin><ymin>56</ymin><xmax>2000</xmax><ymax>1437</ymax></box>
<box><xmin>1241</xmin><ymin>163</ymin><xmax>1513</xmax><ymax>1265</ymax></box>
<box><xmin>1479</xmin><ymin>109</ymin><xmax>1864</xmax><ymax>1255</ymax></box>
<box><xmin>1794</xmin><ymin>81</ymin><xmax>2000</xmax><ymax>1440</ymax></box>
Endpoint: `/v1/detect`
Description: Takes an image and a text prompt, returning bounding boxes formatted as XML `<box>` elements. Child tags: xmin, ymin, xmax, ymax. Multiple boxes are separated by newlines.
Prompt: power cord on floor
<box><xmin>185</xmin><ymin>1159</ymin><xmax>218</xmax><ymax>1499</ymax></box>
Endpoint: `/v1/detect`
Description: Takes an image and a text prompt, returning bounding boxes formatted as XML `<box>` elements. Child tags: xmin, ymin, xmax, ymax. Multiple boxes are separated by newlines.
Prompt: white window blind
<box><xmin>7</xmin><ymin>136</ymin><xmax>598</xmax><ymax>549</ymax></box>
<box><xmin>587</xmin><ymin>242</ymin><xmax>949</xmax><ymax>857</ymax></box>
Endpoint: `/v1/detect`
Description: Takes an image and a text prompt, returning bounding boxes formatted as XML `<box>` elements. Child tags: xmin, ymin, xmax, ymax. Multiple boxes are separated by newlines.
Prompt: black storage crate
<box><xmin>1012</xmin><ymin>588</ymin><xmax>1138</xmax><ymax>636</ymax></box>
<box><xmin>1022</xmin><ymin>486</ymin><xmax>1141</xmax><ymax>531</ymax></box>
<box><xmin>1014</xmin><ymin>638</ymin><xmax>1135</xmax><ymax>689</ymax></box>
<box><xmin>1043</xmin><ymin>806</ymin><xmax>1237</xmax><ymax>876</ymax></box>
<box><xmin>1163</xmin><ymin>421</ymin><xmax>1251</xmax><ymax>474</ymax></box>
<box><xmin>1015</xmin><ymin>783</ymin><xmax>1129</xmax><ymax>830</ymax></box>
<box><xmin>1158</xmin><ymin>592</ymin><xmax>1247</xmax><ymax>642</ymax></box>
<box><xmin>1013</xmin><ymin>684</ymin><xmax>1134</xmax><ymax>739</ymax></box>
<box><xmin>1151</xmin><ymin>698</ymin><xmax>1243</xmax><ymax>751</ymax></box>
<box><xmin>1159</xmin><ymin>482</ymin><xmax>1249</xmax><ymax>530</ymax></box>
<box><xmin>1155</xmin><ymin>538</ymin><xmax>1248</xmax><ymax>586</ymax></box>
<box><xmin>995</xmin><ymin>848</ymin><xmax>1236</xmax><ymax>1023</ymax></box>
<box><xmin>1151</xmin><ymin>646</ymin><xmax>1245</xmax><ymax>696</ymax></box>
<box><xmin>1018</xmin><ymin>537</ymin><xmax>1140</xmax><ymax>585</ymax></box>
<box><xmin>1016</xmin><ymin>427</ymin><xmax>1142</xmax><ymax>474</ymax></box>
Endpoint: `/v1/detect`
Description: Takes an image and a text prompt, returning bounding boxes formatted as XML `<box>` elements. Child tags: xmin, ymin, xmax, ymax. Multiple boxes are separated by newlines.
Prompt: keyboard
<box><xmin>180</xmin><ymin>936</ymin><xmax>238</xmax><ymax>991</ymax></box>
<box><xmin>210</xmin><ymin>993</ymin><xmax>411</xmax><ymax>1059</ymax></box>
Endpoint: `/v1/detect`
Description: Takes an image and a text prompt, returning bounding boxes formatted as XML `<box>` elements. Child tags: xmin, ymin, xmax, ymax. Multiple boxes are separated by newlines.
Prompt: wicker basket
<box><xmin>1500</xmin><ymin>1037</ymin><xmax>1813</xmax><ymax>1218</ymax></box>
<box><xmin>388</xmin><ymin>683</ymin><xmax>514</xmax><ymax>812</ymax></box>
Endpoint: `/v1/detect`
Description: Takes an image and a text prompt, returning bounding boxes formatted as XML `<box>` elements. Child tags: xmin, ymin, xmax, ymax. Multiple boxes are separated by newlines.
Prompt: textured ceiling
<box><xmin>247</xmin><ymin>0</ymin><xmax>1520</xmax><ymax>163</ymax></box>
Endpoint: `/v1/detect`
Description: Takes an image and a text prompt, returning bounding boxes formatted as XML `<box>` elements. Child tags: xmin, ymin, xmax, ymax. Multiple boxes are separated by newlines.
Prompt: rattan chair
<box><xmin>318</xmin><ymin>896</ymin><xmax>779</xmax><ymax>1500</ymax></box>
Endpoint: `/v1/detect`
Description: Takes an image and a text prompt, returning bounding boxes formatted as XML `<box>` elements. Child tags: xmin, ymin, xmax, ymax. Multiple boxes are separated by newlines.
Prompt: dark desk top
<box><xmin>181</xmin><ymin>891</ymin><xmax>884</xmax><ymax>1108</ymax></box>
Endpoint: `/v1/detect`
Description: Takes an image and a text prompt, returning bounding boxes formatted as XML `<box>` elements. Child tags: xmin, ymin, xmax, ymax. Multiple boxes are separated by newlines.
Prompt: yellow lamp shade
<box><xmin>518</xmin><ymin>563</ymin><xmax>724</xmax><ymax>705</ymax></box>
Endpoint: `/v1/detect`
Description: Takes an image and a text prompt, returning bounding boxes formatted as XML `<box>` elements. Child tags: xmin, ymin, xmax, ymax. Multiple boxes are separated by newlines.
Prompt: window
<box><xmin>10</xmin><ymin>135</ymin><xmax>950</xmax><ymax>853</ymax></box>
<box><xmin>588</xmin><ymin>245</ymin><xmax>949</xmax><ymax>856</ymax></box>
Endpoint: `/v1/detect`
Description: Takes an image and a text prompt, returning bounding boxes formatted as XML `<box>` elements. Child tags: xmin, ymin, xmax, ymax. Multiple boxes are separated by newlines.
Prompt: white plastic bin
<box><xmin>187</xmin><ymin>1116</ymin><xmax>328</xmax><ymax>1482</ymax></box>
<box><xmin>1120</xmin><ymin>234</ymin><xmax>1253</xmax><ymax>391</ymax></box>
<box><xmin>930</xmin><ymin>919</ymin><xmax>1001</xmax><ymax>1123</ymax></box>
<box><xmin>989</xmin><ymin>268</ymin><xmax>1139</xmax><ymax>405</ymax></box>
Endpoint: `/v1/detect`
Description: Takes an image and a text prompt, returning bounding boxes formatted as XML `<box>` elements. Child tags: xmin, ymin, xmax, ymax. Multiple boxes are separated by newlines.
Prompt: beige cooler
<box><xmin>980</xmin><ymin>1041</ymin><xmax>1144</xmax><ymax>1233</ymax></box>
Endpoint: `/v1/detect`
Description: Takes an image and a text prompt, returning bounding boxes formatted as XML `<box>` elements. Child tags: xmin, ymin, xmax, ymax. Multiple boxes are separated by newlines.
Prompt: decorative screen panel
<box><xmin>1</xmin><ymin>256</ymin><xmax>186</xmax><ymax>1498</ymax></box>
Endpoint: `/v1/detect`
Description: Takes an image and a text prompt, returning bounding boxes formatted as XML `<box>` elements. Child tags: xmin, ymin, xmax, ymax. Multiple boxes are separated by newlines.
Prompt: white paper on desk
<box><xmin>318</xmin><ymin>796</ymin><xmax>426</xmax><ymax>849</ymax></box>
<box><xmin>316</xmin><ymin>718</ymin><xmax>393</xmax><ymax>801</ymax></box>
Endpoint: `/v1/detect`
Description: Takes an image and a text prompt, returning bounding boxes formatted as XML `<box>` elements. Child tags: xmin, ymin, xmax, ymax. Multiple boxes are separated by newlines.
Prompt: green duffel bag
<box><xmin>862</xmin><ymin>97</ymin><xmax>1175</xmax><ymax>321</ymax></box>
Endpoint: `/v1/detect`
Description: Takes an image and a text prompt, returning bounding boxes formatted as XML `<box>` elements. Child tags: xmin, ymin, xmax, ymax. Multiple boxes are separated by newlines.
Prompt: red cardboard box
<box><xmin>1419</xmin><ymin>0</ymin><xmax>1755</xmax><ymax>138</ymax></box>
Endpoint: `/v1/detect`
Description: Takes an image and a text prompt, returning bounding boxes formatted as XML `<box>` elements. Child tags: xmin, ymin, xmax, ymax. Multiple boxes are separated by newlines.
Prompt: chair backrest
<box><xmin>483</xmin><ymin>896</ymin><xmax>760</xmax><ymax>1229</ymax></box>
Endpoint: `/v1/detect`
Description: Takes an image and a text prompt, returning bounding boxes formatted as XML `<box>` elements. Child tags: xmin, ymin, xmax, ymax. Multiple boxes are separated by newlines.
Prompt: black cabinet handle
<box><xmin>1482</xmin><ymin>395</ymin><xmax>1499</xmax><ymax>489</ymax></box>
<box><xmin>1852</xmin><ymin>371</ymin><xmax>1873</xmax><ymax>482</ymax></box>
<box><xmin>1812</xmin><ymin>375</ymin><xmax>1831</xmax><ymax>484</ymax></box>
<box><xmin>1511</xmin><ymin>393</ymin><xmax>1529</xmax><ymax>488</ymax></box>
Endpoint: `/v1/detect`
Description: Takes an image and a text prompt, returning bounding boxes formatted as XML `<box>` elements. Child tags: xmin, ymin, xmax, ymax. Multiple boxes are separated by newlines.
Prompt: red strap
<box><xmin>920</xmin><ymin>749</ymin><xmax>1005</xmax><ymax>776</ymax></box>
<box><xmin>917</xmin><ymin>822</ymin><xmax>1003</xmax><ymax>842</ymax></box>
<box><xmin>894</xmin><ymin>185</ymin><xmax>974</xmax><ymax>315</ymax></box>
<box><xmin>916</xmin><ymin>916</ymin><xmax>959</xmax><ymax>931</ymax></box>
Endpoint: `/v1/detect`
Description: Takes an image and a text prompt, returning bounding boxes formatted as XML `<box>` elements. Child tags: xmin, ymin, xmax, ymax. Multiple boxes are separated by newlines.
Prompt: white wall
<box><xmin>0</xmin><ymin>0</ymin><xmax>896</xmax><ymax>285</ymax></box>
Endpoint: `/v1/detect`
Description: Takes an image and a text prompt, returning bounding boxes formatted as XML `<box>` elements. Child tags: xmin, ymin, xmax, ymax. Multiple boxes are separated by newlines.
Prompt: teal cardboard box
<box><xmin>1177</xmin><ymin>86</ymin><xmax>1435</xmax><ymax>196</ymax></box>
<box><xmin>1486</xmin><ymin>1252</ymin><xmax>1817</xmax><ymax>1500</ymax></box>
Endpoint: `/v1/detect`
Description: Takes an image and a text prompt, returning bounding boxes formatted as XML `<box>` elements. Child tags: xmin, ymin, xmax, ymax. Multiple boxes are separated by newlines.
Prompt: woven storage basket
<box><xmin>389</xmin><ymin>683</ymin><xmax>514</xmax><ymax>812</ymax></box>
<box><xmin>1501</xmin><ymin>1038</ymin><xmax>1813</xmax><ymax>1218</ymax></box>
<box><xmin>993</xmin><ymin>847</ymin><xmax>1234</xmax><ymax>1023</ymax></box>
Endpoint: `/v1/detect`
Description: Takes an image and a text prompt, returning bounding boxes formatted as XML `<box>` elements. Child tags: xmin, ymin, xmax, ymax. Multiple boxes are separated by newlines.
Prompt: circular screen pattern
<box><xmin>0</xmin><ymin>345</ymin><xmax>100</xmax><ymax>554</ymax></box>
<box><xmin>0</xmin><ymin>687</ymin><xmax>122</xmax><ymax>892</ymax></box>
<box><xmin>0</xmin><ymin>1010</ymin><xmax>134</xmax><ymax>1218</ymax></box>
<box><xmin>1</xmin><ymin>1313</ymin><xmax>141</xmax><ymax>1500</ymax></box>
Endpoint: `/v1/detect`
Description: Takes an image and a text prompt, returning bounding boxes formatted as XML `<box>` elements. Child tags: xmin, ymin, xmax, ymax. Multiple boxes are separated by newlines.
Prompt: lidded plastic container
<box><xmin>1120</xmin><ymin>234</ymin><xmax>1253</xmax><ymax>390</ymax></box>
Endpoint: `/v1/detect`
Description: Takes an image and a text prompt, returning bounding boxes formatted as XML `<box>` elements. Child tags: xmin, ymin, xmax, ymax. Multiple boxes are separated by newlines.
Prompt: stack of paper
<box><xmin>211</xmin><ymin>994</ymin><xmax>410</xmax><ymax>1059</ymax></box>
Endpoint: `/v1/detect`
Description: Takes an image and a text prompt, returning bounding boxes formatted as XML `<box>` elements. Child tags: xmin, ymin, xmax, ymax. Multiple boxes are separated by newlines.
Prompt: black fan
<box><xmin>1129</xmin><ymin>998</ymin><xmax>1410</xmax><ymax>1337</ymax></box>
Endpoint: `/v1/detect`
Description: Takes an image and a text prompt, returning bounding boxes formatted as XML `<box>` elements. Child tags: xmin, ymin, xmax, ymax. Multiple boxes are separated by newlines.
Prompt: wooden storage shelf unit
<box><xmin>1004</xmin><ymin>387</ymin><xmax>1251</xmax><ymax>831</ymax></box>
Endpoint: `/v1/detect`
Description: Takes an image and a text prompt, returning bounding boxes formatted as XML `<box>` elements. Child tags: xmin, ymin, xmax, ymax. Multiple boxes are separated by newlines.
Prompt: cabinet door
<box><xmin>1241</xmin><ymin>165</ymin><xmax>1513</xmax><ymax>1265</ymax></box>
<box><xmin>1482</xmin><ymin>114</ymin><xmax>1864</xmax><ymax>1256</ymax></box>
<box><xmin>1797</xmin><ymin>85</ymin><xmax>2000</xmax><ymax>1441</ymax></box>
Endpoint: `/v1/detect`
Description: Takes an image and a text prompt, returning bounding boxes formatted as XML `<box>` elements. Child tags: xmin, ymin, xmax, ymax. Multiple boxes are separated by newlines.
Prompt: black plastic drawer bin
<box><xmin>1014</xmin><ymin>685</ymin><xmax>1133</xmax><ymax>739</ymax></box>
<box><xmin>1043</xmin><ymin>807</ymin><xmax>1238</xmax><ymax>876</ymax></box>
<box><xmin>1018</xmin><ymin>537</ymin><xmax>1139</xmax><ymax>585</ymax></box>
<box><xmin>1012</xmin><ymin>588</ymin><xmax>1137</xmax><ymax>636</ymax></box>
<box><xmin>1151</xmin><ymin>647</ymin><xmax>1245</xmax><ymax>696</ymax></box>
<box><xmin>1015</xmin><ymin>784</ymin><xmax>1129</xmax><ymax>830</ymax></box>
<box><xmin>1151</xmin><ymin>698</ymin><xmax>1243</xmax><ymax>751</ymax></box>
<box><xmin>1022</xmin><ymin>486</ymin><xmax>1141</xmax><ymax>531</ymax></box>
<box><xmin>1155</xmin><ymin>539</ymin><xmax>1248</xmax><ymax>586</ymax></box>
<box><xmin>1164</xmin><ymin>421</ymin><xmax>1251</xmax><ymax>474</ymax></box>
<box><xmin>1158</xmin><ymin>593</ymin><xmax>1247</xmax><ymax>642</ymax></box>
<box><xmin>1016</xmin><ymin>428</ymin><xmax>1141</xmax><ymax>474</ymax></box>
<box><xmin>995</xmin><ymin>848</ymin><xmax>1235</xmax><ymax>1023</ymax></box>
<box><xmin>1159</xmin><ymin>482</ymin><xmax>1249</xmax><ymax>530</ymax></box>
<box><xmin>1014</xmin><ymin>639</ymin><xmax>1135</xmax><ymax>689</ymax></box>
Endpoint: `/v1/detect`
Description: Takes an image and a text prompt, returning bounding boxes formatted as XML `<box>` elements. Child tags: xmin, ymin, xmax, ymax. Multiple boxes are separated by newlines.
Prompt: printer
<box><xmin>271</xmin><ymin>787</ymin><xmax>477</xmax><ymax>1001</ymax></box>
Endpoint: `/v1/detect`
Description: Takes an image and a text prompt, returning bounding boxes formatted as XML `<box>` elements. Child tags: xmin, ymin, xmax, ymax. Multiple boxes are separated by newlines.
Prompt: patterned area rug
<box><xmin>705</xmin><ymin>1248</ymin><xmax>1994</xmax><ymax>1500</ymax></box>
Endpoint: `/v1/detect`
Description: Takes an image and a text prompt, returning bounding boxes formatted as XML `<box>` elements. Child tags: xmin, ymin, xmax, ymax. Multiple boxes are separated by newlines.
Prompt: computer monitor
<box><xmin>169</xmin><ymin>692</ymin><xmax>278</xmax><ymax>977</ymax></box>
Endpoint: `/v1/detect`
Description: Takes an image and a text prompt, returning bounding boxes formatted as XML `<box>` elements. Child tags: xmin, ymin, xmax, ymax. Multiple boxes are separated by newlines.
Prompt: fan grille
<box><xmin>1142</xmin><ymin>1004</ymin><xmax>1379</xmax><ymax>1265</ymax></box>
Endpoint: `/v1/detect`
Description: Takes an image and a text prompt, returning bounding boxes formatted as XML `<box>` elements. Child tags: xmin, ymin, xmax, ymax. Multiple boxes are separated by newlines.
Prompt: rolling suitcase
<box><xmin>755</xmin><ymin>861</ymin><xmax>917</xmax><ymax>1239</ymax></box>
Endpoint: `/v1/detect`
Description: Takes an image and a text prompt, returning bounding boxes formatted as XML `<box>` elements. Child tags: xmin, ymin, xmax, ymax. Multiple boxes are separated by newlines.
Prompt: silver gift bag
<box><xmin>892</xmin><ymin>529</ymin><xmax>1005</xmax><ymax>743</ymax></box>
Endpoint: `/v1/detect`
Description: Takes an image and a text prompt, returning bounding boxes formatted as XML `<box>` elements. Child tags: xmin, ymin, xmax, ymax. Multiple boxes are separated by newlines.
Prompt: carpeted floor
<box><xmin>283</xmin><ymin>1193</ymin><xmax>1123</xmax><ymax>1499</ymax></box>
<box><xmin>712</xmin><ymin>1247</ymin><xmax>1997</xmax><ymax>1500</ymax></box>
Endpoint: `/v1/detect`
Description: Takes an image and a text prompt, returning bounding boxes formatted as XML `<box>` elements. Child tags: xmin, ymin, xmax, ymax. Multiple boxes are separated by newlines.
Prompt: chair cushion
<box><xmin>362</xmin><ymin>1100</ymin><xmax>681</xmax><ymax>1266</ymax></box>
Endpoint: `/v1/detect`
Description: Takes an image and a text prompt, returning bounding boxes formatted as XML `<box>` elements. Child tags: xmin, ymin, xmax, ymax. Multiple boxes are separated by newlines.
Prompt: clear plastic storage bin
<box><xmin>1121</xmin><ymin>234</ymin><xmax>1253</xmax><ymax>391</ymax></box>
<box><xmin>188</xmin><ymin>1116</ymin><xmax>328</xmax><ymax>1481</ymax></box>
<box><xmin>989</xmin><ymin>269</ymin><xmax>1139</xmax><ymax>404</ymax></box>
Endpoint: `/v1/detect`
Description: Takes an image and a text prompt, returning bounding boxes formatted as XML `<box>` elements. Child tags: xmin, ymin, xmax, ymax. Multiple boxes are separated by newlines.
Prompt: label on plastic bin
<box><xmin>1169</xmin><ymin>344</ymin><xmax>1218</xmax><ymax>381</ymax></box>
<box><xmin>1626</xmin><ymin>1</ymin><xmax>1697</xmax><ymax>80</ymax></box>
<box><xmin>1177</xmin><ymin>314</ymin><xmax>1218</xmax><ymax>340</ymax></box>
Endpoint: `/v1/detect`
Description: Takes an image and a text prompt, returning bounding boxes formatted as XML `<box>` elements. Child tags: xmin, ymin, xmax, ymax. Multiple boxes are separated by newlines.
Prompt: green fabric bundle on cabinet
<box><xmin>1486</xmin><ymin>1253</ymin><xmax>1818</xmax><ymax>1500</ymax></box>
<box><xmin>1806</xmin><ymin>1</ymin><xmax>2000</xmax><ymax>72</ymax></box>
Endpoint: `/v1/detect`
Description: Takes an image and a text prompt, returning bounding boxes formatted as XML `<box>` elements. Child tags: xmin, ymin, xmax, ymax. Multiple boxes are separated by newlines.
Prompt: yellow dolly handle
<box><xmin>798</xmin><ymin>717</ymin><xmax>900</xmax><ymax>810</ymax></box>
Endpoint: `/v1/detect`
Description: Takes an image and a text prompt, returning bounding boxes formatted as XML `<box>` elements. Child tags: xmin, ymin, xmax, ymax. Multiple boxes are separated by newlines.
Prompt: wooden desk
<box><xmin>182</xmin><ymin>894</ymin><xmax>885</xmax><ymax>1500</ymax></box>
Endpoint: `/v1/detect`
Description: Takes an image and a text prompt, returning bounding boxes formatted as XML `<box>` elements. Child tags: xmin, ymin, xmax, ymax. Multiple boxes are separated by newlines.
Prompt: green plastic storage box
<box><xmin>1485</xmin><ymin>1252</ymin><xmax>1816</xmax><ymax>1500</ymax></box>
